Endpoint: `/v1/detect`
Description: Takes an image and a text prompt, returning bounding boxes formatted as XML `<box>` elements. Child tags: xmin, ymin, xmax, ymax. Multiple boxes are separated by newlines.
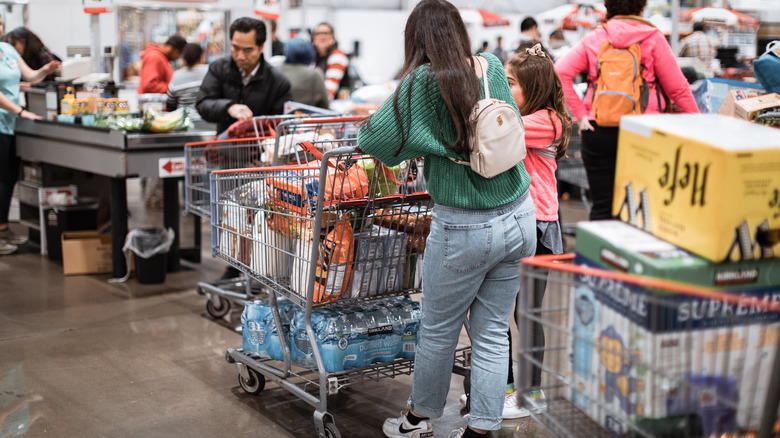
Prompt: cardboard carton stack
<box><xmin>567</xmin><ymin>114</ymin><xmax>780</xmax><ymax>435</ymax></box>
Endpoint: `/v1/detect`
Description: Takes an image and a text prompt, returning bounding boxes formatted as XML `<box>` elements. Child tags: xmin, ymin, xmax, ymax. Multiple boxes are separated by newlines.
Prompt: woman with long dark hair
<box><xmin>358</xmin><ymin>1</ymin><xmax>536</xmax><ymax>437</ymax></box>
<box><xmin>2</xmin><ymin>27</ymin><xmax>60</xmax><ymax>82</ymax></box>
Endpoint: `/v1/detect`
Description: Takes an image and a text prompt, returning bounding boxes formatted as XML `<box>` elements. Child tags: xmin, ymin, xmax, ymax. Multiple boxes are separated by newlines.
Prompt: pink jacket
<box><xmin>555</xmin><ymin>18</ymin><xmax>699</xmax><ymax>121</ymax></box>
<box><xmin>523</xmin><ymin>109</ymin><xmax>562</xmax><ymax>222</ymax></box>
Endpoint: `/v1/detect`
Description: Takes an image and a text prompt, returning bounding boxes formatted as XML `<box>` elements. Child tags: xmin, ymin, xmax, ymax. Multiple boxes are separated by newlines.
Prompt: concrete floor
<box><xmin>0</xmin><ymin>180</ymin><xmax>589</xmax><ymax>438</ymax></box>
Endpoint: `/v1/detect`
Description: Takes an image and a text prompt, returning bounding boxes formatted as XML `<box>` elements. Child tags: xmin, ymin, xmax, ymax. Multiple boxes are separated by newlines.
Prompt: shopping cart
<box><xmin>557</xmin><ymin>130</ymin><xmax>592</xmax><ymax>236</ymax></box>
<box><xmin>183</xmin><ymin>115</ymin><xmax>365</xmax><ymax>318</ymax></box>
<box><xmin>210</xmin><ymin>140</ymin><xmax>469</xmax><ymax>437</ymax></box>
<box><xmin>515</xmin><ymin>253</ymin><xmax>780</xmax><ymax>437</ymax></box>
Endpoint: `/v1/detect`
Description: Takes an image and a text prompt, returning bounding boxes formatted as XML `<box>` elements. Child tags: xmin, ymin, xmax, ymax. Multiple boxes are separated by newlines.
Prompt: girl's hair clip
<box><xmin>525</xmin><ymin>43</ymin><xmax>546</xmax><ymax>57</ymax></box>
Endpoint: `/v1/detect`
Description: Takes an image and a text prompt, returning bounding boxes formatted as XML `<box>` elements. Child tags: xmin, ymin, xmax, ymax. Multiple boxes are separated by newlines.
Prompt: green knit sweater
<box><xmin>357</xmin><ymin>53</ymin><xmax>531</xmax><ymax>210</ymax></box>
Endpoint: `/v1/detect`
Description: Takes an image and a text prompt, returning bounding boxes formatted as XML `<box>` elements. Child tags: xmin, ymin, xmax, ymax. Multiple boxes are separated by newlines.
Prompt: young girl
<box><xmin>502</xmin><ymin>43</ymin><xmax>572</xmax><ymax>418</ymax></box>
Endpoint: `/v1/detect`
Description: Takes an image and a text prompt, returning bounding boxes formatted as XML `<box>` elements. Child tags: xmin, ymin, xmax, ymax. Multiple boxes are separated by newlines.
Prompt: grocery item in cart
<box><xmin>241</xmin><ymin>298</ymin><xmax>297</xmax><ymax>361</ymax></box>
<box><xmin>218</xmin><ymin>200</ymin><xmax>256</xmax><ymax>268</ymax></box>
<box><xmin>358</xmin><ymin>159</ymin><xmax>409</xmax><ymax>198</ymax></box>
<box><xmin>251</xmin><ymin>210</ymin><xmax>295</xmax><ymax>279</ymax></box>
<box><xmin>375</xmin><ymin>206</ymin><xmax>432</xmax><ymax>253</ymax></box>
<box><xmin>613</xmin><ymin>114</ymin><xmax>780</xmax><ymax>262</ymax></box>
<box><xmin>289</xmin><ymin>296</ymin><xmax>421</xmax><ymax>372</ymax></box>
<box><xmin>261</xmin><ymin>131</ymin><xmax>337</xmax><ymax>165</ymax></box>
<box><xmin>350</xmin><ymin>225</ymin><xmax>408</xmax><ymax>298</ymax></box>
<box><xmin>569</xmin><ymin>220</ymin><xmax>780</xmax><ymax>433</ymax></box>
<box><xmin>291</xmin><ymin>218</ymin><xmax>355</xmax><ymax>303</ymax></box>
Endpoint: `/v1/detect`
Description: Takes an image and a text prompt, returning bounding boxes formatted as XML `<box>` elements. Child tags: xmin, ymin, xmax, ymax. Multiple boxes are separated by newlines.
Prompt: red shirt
<box><xmin>137</xmin><ymin>44</ymin><xmax>173</xmax><ymax>94</ymax></box>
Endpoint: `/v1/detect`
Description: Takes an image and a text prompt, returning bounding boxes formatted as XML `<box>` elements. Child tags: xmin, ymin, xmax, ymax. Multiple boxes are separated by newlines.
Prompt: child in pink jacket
<box><xmin>554</xmin><ymin>0</ymin><xmax>698</xmax><ymax>220</ymax></box>
<box><xmin>501</xmin><ymin>43</ymin><xmax>572</xmax><ymax>419</ymax></box>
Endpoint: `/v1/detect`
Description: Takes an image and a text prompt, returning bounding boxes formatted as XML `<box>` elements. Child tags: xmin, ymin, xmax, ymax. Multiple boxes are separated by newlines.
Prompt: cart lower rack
<box><xmin>515</xmin><ymin>254</ymin><xmax>780</xmax><ymax>438</ymax></box>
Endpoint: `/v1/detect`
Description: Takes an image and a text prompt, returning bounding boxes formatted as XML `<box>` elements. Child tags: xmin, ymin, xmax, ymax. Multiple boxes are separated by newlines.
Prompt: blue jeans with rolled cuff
<box><xmin>407</xmin><ymin>190</ymin><xmax>536</xmax><ymax>431</ymax></box>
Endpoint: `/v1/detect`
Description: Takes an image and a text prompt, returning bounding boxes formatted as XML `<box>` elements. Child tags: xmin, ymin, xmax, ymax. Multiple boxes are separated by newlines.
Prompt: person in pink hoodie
<box><xmin>137</xmin><ymin>35</ymin><xmax>186</xmax><ymax>94</ymax></box>
<box><xmin>500</xmin><ymin>43</ymin><xmax>572</xmax><ymax>419</ymax></box>
<box><xmin>554</xmin><ymin>0</ymin><xmax>698</xmax><ymax>220</ymax></box>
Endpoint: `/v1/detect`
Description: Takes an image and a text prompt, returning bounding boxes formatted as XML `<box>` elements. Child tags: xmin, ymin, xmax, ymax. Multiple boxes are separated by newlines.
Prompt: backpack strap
<box><xmin>475</xmin><ymin>55</ymin><xmax>491</xmax><ymax>99</ymax></box>
<box><xmin>449</xmin><ymin>56</ymin><xmax>491</xmax><ymax>167</ymax></box>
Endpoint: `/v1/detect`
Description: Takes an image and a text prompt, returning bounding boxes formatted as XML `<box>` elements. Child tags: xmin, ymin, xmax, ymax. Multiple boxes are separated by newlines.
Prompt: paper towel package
<box><xmin>568</xmin><ymin>221</ymin><xmax>780</xmax><ymax>433</ymax></box>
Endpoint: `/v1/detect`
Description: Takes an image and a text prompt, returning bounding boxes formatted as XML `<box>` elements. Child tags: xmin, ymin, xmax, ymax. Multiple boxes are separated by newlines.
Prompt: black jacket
<box><xmin>196</xmin><ymin>55</ymin><xmax>292</xmax><ymax>134</ymax></box>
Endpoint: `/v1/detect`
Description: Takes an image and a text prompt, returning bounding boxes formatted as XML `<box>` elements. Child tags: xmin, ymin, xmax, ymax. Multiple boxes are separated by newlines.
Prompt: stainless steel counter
<box><xmin>16</xmin><ymin>119</ymin><xmax>216</xmax><ymax>278</ymax></box>
<box><xmin>16</xmin><ymin>119</ymin><xmax>215</xmax><ymax>178</ymax></box>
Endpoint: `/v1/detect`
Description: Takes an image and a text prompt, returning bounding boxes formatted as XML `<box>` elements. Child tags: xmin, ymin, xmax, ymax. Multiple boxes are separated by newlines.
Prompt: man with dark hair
<box><xmin>196</xmin><ymin>17</ymin><xmax>292</xmax><ymax>134</ymax></box>
<box><xmin>137</xmin><ymin>34</ymin><xmax>186</xmax><ymax>94</ymax></box>
<box><xmin>679</xmin><ymin>21</ymin><xmax>719</xmax><ymax>76</ymax></box>
<box><xmin>520</xmin><ymin>17</ymin><xmax>541</xmax><ymax>41</ymax></box>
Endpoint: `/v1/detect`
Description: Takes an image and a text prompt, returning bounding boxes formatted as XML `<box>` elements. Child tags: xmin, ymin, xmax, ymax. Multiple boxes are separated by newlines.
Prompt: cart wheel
<box><xmin>238</xmin><ymin>368</ymin><xmax>265</xmax><ymax>395</ymax></box>
<box><xmin>206</xmin><ymin>298</ymin><xmax>231</xmax><ymax>318</ymax></box>
<box><xmin>323</xmin><ymin>423</ymin><xmax>341</xmax><ymax>438</ymax></box>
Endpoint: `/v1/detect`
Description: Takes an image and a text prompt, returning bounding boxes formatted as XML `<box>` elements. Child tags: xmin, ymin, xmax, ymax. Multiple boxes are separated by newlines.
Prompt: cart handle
<box><xmin>210</xmin><ymin>164</ymin><xmax>320</xmax><ymax>174</ymax></box>
<box><xmin>300</xmin><ymin>115</ymin><xmax>367</xmax><ymax>125</ymax></box>
<box><xmin>184</xmin><ymin>135</ymin><xmax>274</xmax><ymax>147</ymax></box>
<box><xmin>524</xmin><ymin>253</ymin><xmax>780</xmax><ymax>312</ymax></box>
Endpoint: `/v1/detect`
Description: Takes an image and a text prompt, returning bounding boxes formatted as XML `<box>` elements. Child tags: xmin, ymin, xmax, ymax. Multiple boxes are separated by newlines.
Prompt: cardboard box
<box><xmin>61</xmin><ymin>231</ymin><xmax>112</xmax><ymax>275</ymax></box>
<box><xmin>718</xmin><ymin>89</ymin><xmax>765</xmax><ymax>117</ymax></box>
<box><xmin>733</xmin><ymin>92</ymin><xmax>780</xmax><ymax>121</ymax></box>
<box><xmin>568</xmin><ymin>221</ymin><xmax>780</xmax><ymax>433</ymax></box>
<box><xmin>613</xmin><ymin>114</ymin><xmax>780</xmax><ymax>262</ymax></box>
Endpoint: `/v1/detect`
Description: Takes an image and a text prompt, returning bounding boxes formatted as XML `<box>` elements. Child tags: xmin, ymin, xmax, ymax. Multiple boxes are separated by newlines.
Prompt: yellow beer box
<box><xmin>613</xmin><ymin>114</ymin><xmax>780</xmax><ymax>263</ymax></box>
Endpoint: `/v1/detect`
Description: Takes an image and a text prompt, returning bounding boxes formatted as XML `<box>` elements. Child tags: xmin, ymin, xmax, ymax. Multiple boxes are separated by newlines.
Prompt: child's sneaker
<box><xmin>523</xmin><ymin>389</ymin><xmax>548</xmax><ymax>413</ymax></box>
<box><xmin>503</xmin><ymin>391</ymin><xmax>531</xmax><ymax>419</ymax></box>
<box><xmin>0</xmin><ymin>228</ymin><xmax>27</xmax><ymax>245</ymax></box>
<box><xmin>383</xmin><ymin>411</ymin><xmax>433</xmax><ymax>438</ymax></box>
<box><xmin>0</xmin><ymin>242</ymin><xmax>17</xmax><ymax>255</ymax></box>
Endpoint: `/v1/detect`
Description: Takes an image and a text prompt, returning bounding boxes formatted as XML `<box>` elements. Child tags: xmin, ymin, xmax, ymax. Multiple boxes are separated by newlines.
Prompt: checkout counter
<box><xmin>15</xmin><ymin>118</ymin><xmax>215</xmax><ymax>278</ymax></box>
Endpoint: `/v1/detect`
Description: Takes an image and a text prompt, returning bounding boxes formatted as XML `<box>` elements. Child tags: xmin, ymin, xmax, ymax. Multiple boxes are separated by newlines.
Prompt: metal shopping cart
<box><xmin>515</xmin><ymin>253</ymin><xmax>780</xmax><ymax>437</ymax></box>
<box><xmin>184</xmin><ymin>115</ymin><xmax>365</xmax><ymax>318</ymax></box>
<box><xmin>557</xmin><ymin>130</ymin><xmax>592</xmax><ymax>236</ymax></box>
<box><xmin>210</xmin><ymin>140</ymin><xmax>469</xmax><ymax>437</ymax></box>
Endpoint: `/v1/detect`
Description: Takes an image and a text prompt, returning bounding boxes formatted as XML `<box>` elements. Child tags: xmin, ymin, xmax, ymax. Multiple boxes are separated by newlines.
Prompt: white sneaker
<box><xmin>0</xmin><ymin>242</ymin><xmax>17</xmax><ymax>255</ymax></box>
<box><xmin>383</xmin><ymin>411</ymin><xmax>433</xmax><ymax>438</ymax></box>
<box><xmin>502</xmin><ymin>392</ymin><xmax>531</xmax><ymax>419</ymax></box>
<box><xmin>448</xmin><ymin>428</ymin><xmax>466</xmax><ymax>438</ymax></box>
<box><xmin>459</xmin><ymin>393</ymin><xmax>468</xmax><ymax>406</ymax></box>
<box><xmin>523</xmin><ymin>389</ymin><xmax>548</xmax><ymax>413</ymax></box>
<box><xmin>0</xmin><ymin>228</ymin><xmax>27</xmax><ymax>245</ymax></box>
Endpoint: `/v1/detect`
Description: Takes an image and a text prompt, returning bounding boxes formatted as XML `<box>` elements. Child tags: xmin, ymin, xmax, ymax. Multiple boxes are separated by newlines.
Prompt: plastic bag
<box><xmin>109</xmin><ymin>227</ymin><xmax>175</xmax><ymax>283</ymax></box>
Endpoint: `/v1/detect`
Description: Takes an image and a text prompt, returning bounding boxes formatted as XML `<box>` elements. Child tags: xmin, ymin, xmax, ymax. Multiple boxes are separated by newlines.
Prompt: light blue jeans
<box><xmin>408</xmin><ymin>190</ymin><xmax>536</xmax><ymax>431</ymax></box>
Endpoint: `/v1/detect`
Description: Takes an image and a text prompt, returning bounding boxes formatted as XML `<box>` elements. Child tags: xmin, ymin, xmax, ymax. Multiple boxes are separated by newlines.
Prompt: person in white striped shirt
<box><xmin>312</xmin><ymin>22</ymin><xmax>350</xmax><ymax>100</ymax></box>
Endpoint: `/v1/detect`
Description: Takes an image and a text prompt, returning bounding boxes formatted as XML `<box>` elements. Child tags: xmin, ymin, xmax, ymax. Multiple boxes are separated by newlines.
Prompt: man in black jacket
<box><xmin>197</xmin><ymin>17</ymin><xmax>292</xmax><ymax>134</ymax></box>
<box><xmin>197</xmin><ymin>17</ymin><xmax>291</xmax><ymax>281</ymax></box>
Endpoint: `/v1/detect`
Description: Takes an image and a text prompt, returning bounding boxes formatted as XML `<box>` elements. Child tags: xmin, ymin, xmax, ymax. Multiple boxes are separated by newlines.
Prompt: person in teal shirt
<box><xmin>0</xmin><ymin>16</ymin><xmax>60</xmax><ymax>255</ymax></box>
<box><xmin>358</xmin><ymin>1</ymin><xmax>536</xmax><ymax>437</ymax></box>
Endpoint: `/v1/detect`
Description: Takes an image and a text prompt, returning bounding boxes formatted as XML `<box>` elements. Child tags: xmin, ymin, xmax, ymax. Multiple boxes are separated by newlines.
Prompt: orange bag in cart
<box><xmin>314</xmin><ymin>219</ymin><xmax>355</xmax><ymax>303</ymax></box>
<box><xmin>298</xmin><ymin>141</ymin><xmax>370</xmax><ymax>205</ymax></box>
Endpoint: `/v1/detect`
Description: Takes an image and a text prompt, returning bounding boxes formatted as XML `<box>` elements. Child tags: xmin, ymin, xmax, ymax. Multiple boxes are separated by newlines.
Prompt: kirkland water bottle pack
<box><xmin>241</xmin><ymin>298</ymin><xmax>297</xmax><ymax>361</ymax></box>
<box><xmin>289</xmin><ymin>296</ymin><xmax>421</xmax><ymax>372</ymax></box>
